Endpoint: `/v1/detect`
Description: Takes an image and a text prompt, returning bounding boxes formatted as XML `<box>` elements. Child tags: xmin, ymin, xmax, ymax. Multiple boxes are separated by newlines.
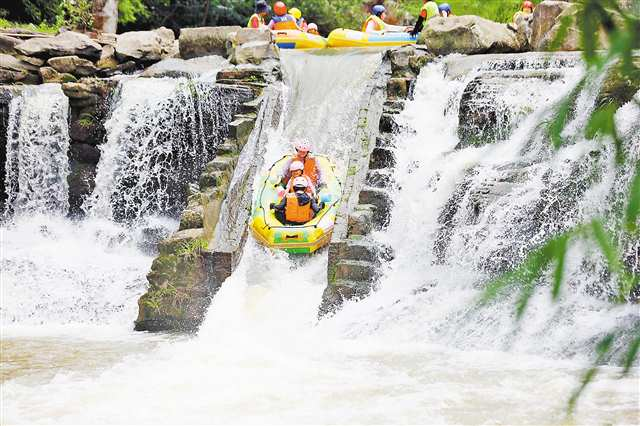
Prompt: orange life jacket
<box><xmin>272</xmin><ymin>15</ymin><xmax>298</xmax><ymax>30</ymax></box>
<box><xmin>361</xmin><ymin>15</ymin><xmax>386</xmax><ymax>32</ymax></box>
<box><xmin>285</xmin><ymin>193</ymin><xmax>314</xmax><ymax>223</ymax></box>
<box><xmin>303</xmin><ymin>157</ymin><xmax>318</xmax><ymax>185</ymax></box>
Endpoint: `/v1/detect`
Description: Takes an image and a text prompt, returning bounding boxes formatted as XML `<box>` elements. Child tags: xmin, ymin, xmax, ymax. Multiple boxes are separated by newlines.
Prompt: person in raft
<box><xmin>271</xmin><ymin>177</ymin><xmax>325</xmax><ymax>225</ymax></box>
<box><xmin>268</xmin><ymin>1</ymin><xmax>302</xmax><ymax>31</ymax></box>
<box><xmin>513</xmin><ymin>1</ymin><xmax>535</xmax><ymax>23</ymax></box>
<box><xmin>307</xmin><ymin>23</ymin><xmax>320</xmax><ymax>35</ymax></box>
<box><xmin>410</xmin><ymin>0</ymin><xmax>440</xmax><ymax>36</ymax></box>
<box><xmin>247</xmin><ymin>1</ymin><xmax>271</xmax><ymax>28</ymax></box>
<box><xmin>438</xmin><ymin>3</ymin><xmax>453</xmax><ymax>17</ymax></box>
<box><xmin>279</xmin><ymin>140</ymin><xmax>323</xmax><ymax>189</ymax></box>
<box><xmin>289</xmin><ymin>7</ymin><xmax>308</xmax><ymax>31</ymax></box>
<box><xmin>363</xmin><ymin>5</ymin><xmax>413</xmax><ymax>34</ymax></box>
<box><xmin>284</xmin><ymin>160</ymin><xmax>316</xmax><ymax>197</ymax></box>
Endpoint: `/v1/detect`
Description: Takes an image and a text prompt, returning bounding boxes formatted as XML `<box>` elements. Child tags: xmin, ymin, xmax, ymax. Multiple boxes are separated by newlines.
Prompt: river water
<box><xmin>1</xmin><ymin>51</ymin><xmax>638</xmax><ymax>424</ymax></box>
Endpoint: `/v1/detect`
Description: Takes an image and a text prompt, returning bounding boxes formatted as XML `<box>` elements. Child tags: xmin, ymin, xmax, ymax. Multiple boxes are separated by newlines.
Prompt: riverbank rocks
<box><xmin>0</xmin><ymin>53</ymin><xmax>40</xmax><ymax>84</ymax></box>
<box><xmin>230</xmin><ymin>28</ymin><xmax>278</xmax><ymax>65</ymax></box>
<box><xmin>47</xmin><ymin>55</ymin><xmax>98</xmax><ymax>77</ymax></box>
<box><xmin>16</xmin><ymin>31</ymin><xmax>102</xmax><ymax>59</ymax></box>
<box><xmin>0</xmin><ymin>34</ymin><xmax>21</xmax><ymax>55</ymax></box>
<box><xmin>115</xmin><ymin>27</ymin><xmax>176</xmax><ymax>62</ymax></box>
<box><xmin>179</xmin><ymin>26</ymin><xmax>241</xmax><ymax>59</ymax></box>
<box><xmin>420</xmin><ymin>15</ymin><xmax>525</xmax><ymax>55</ymax></box>
<box><xmin>142</xmin><ymin>55</ymin><xmax>228</xmax><ymax>78</ymax></box>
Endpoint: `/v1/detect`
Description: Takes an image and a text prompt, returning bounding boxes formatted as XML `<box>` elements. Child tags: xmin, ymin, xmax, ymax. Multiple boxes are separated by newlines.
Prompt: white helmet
<box><xmin>294</xmin><ymin>140</ymin><xmax>311</xmax><ymax>152</ymax></box>
<box><xmin>289</xmin><ymin>160</ymin><xmax>304</xmax><ymax>172</ymax></box>
<box><xmin>292</xmin><ymin>176</ymin><xmax>308</xmax><ymax>189</ymax></box>
<box><xmin>308</xmin><ymin>23</ymin><xmax>318</xmax><ymax>31</ymax></box>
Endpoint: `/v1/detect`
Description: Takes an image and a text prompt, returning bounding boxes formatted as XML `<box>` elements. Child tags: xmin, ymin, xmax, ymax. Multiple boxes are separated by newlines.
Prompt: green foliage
<box><xmin>118</xmin><ymin>0</ymin><xmax>151</xmax><ymax>24</ymax></box>
<box><xmin>56</xmin><ymin>0</ymin><xmax>94</xmax><ymax>31</ymax></box>
<box><xmin>175</xmin><ymin>237</ymin><xmax>208</xmax><ymax>257</ymax></box>
<box><xmin>483</xmin><ymin>0</ymin><xmax>640</xmax><ymax>412</ymax></box>
<box><xmin>0</xmin><ymin>17</ymin><xmax>60</xmax><ymax>33</ymax></box>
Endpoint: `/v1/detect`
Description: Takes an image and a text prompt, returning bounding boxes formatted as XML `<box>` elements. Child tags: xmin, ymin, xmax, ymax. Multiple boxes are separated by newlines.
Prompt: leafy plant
<box><xmin>56</xmin><ymin>0</ymin><xmax>94</xmax><ymax>31</ymax></box>
<box><xmin>175</xmin><ymin>237</ymin><xmax>209</xmax><ymax>257</ymax></box>
<box><xmin>118</xmin><ymin>0</ymin><xmax>151</xmax><ymax>25</ymax></box>
<box><xmin>481</xmin><ymin>0</ymin><xmax>640</xmax><ymax>413</ymax></box>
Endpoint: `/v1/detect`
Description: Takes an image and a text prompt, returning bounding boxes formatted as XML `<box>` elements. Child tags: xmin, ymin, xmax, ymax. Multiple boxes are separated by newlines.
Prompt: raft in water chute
<box><xmin>273</xmin><ymin>30</ymin><xmax>328</xmax><ymax>49</ymax></box>
<box><xmin>327</xmin><ymin>28</ymin><xmax>417</xmax><ymax>48</ymax></box>
<box><xmin>249</xmin><ymin>155</ymin><xmax>342</xmax><ymax>254</ymax></box>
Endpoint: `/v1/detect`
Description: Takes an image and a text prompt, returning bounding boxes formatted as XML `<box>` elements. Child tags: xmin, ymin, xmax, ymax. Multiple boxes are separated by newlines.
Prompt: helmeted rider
<box><xmin>268</xmin><ymin>1</ymin><xmax>302</xmax><ymax>31</ymax></box>
<box><xmin>271</xmin><ymin>177</ymin><xmax>324</xmax><ymax>225</ymax></box>
<box><xmin>307</xmin><ymin>23</ymin><xmax>320</xmax><ymax>35</ymax></box>
<box><xmin>438</xmin><ymin>3</ymin><xmax>452</xmax><ymax>17</ymax></box>
<box><xmin>363</xmin><ymin>4</ymin><xmax>412</xmax><ymax>34</ymax></box>
<box><xmin>410</xmin><ymin>0</ymin><xmax>440</xmax><ymax>37</ymax></box>
<box><xmin>247</xmin><ymin>1</ymin><xmax>270</xmax><ymax>28</ymax></box>
<box><xmin>289</xmin><ymin>7</ymin><xmax>308</xmax><ymax>31</ymax></box>
<box><xmin>284</xmin><ymin>160</ymin><xmax>316</xmax><ymax>196</ymax></box>
<box><xmin>513</xmin><ymin>1</ymin><xmax>535</xmax><ymax>23</ymax></box>
<box><xmin>280</xmin><ymin>140</ymin><xmax>322</xmax><ymax>188</ymax></box>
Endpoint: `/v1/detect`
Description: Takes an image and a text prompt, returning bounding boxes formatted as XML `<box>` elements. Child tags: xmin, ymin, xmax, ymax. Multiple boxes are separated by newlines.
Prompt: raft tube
<box><xmin>327</xmin><ymin>28</ymin><xmax>417</xmax><ymax>48</ymax></box>
<box><xmin>249</xmin><ymin>155</ymin><xmax>342</xmax><ymax>254</ymax></box>
<box><xmin>273</xmin><ymin>30</ymin><xmax>328</xmax><ymax>49</ymax></box>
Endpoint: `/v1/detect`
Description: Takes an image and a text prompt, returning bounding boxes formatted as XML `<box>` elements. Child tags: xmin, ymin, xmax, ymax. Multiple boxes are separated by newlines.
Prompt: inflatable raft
<box><xmin>327</xmin><ymin>28</ymin><xmax>417</xmax><ymax>48</ymax></box>
<box><xmin>274</xmin><ymin>30</ymin><xmax>328</xmax><ymax>49</ymax></box>
<box><xmin>249</xmin><ymin>155</ymin><xmax>342</xmax><ymax>254</ymax></box>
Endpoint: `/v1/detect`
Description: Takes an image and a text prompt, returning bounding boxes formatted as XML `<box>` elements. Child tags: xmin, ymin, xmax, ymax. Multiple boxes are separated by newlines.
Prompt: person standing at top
<box><xmin>410</xmin><ymin>0</ymin><xmax>439</xmax><ymax>36</ymax></box>
<box><xmin>438</xmin><ymin>3</ymin><xmax>453</xmax><ymax>17</ymax></box>
<box><xmin>247</xmin><ymin>1</ymin><xmax>271</xmax><ymax>29</ymax></box>
<box><xmin>362</xmin><ymin>4</ymin><xmax>412</xmax><ymax>34</ymax></box>
<box><xmin>268</xmin><ymin>1</ymin><xmax>302</xmax><ymax>30</ymax></box>
<box><xmin>289</xmin><ymin>7</ymin><xmax>308</xmax><ymax>31</ymax></box>
<box><xmin>513</xmin><ymin>1</ymin><xmax>535</xmax><ymax>23</ymax></box>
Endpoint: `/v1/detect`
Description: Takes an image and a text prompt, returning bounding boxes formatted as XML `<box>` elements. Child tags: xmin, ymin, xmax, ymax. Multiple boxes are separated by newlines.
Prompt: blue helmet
<box><xmin>438</xmin><ymin>3</ymin><xmax>451</xmax><ymax>12</ymax></box>
<box><xmin>372</xmin><ymin>4</ymin><xmax>386</xmax><ymax>16</ymax></box>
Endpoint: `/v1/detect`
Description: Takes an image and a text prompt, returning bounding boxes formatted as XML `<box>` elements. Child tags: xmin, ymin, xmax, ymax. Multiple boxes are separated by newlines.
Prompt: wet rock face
<box><xmin>16</xmin><ymin>31</ymin><xmax>102</xmax><ymax>60</ymax></box>
<box><xmin>420</xmin><ymin>15</ymin><xmax>525</xmax><ymax>56</ymax></box>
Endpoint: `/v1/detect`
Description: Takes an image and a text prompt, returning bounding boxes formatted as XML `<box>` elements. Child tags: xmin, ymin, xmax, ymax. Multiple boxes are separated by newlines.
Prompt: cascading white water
<box><xmin>87</xmin><ymin>77</ymin><xmax>241</xmax><ymax>222</ymax></box>
<box><xmin>3</xmin><ymin>84</ymin><xmax>70</xmax><ymax>217</ymax></box>
<box><xmin>2</xmin><ymin>54</ymin><xmax>638</xmax><ymax>424</ymax></box>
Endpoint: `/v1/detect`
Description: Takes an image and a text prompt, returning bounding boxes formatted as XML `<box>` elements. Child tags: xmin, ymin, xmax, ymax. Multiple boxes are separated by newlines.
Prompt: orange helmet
<box><xmin>522</xmin><ymin>1</ymin><xmax>534</xmax><ymax>10</ymax></box>
<box><xmin>274</xmin><ymin>1</ymin><xmax>287</xmax><ymax>16</ymax></box>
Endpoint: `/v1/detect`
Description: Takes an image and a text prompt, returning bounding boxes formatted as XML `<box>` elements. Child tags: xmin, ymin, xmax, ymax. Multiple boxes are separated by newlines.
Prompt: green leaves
<box><xmin>626</xmin><ymin>161</ymin><xmax>640</xmax><ymax>234</ymax></box>
<box><xmin>568</xmin><ymin>333</ymin><xmax>615</xmax><ymax>413</ymax></box>
<box><xmin>585</xmin><ymin>103</ymin><xmax>624</xmax><ymax>164</ymax></box>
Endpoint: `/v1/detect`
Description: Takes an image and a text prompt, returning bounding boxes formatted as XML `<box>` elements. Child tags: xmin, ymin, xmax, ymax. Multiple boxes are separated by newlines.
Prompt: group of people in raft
<box><xmin>256</xmin><ymin>0</ymin><xmax>538</xmax><ymax>226</ymax></box>
<box><xmin>248</xmin><ymin>0</ymin><xmax>537</xmax><ymax>37</ymax></box>
<box><xmin>268</xmin><ymin>140</ymin><xmax>325</xmax><ymax>226</ymax></box>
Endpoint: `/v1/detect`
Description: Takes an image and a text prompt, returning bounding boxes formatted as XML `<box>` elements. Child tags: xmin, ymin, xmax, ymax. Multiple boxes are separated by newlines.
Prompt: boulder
<box><xmin>48</xmin><ymin>55</ymin><xmax>98</xmax><ymax>77</ymax></box>
<box><xmin>179</xmin><ymin>26</ymin><xmax>241</xmax><ymax>59</ymax></box>
<box><xmin>0</xmin><ymin>34</ymin><xmax>21</xmax><ymax>55</ymax></box>
<box><xmin>596</xmin><ymin>57</ymin><xmax>640</xmax><ymax>108</ymax></box>
<box><xmin>16</xmin><ymin>55</ymin><xmax>45</xmax><ymax>67</ymax></box>
<box><xmin>39</xmin><ymin>67</ymin><xmax>77</xmax><ymax>84</ymax></box>
<box><xmin>231</xmin><ymin>40</ymin><xmax>278</xmax><ymax>65</ymax></box>
<box><xmin>530</xmin><ymin>0</ymin><xmax>572</xmax><ymax>50</ymax></box>
<box><xmin>419</xmin><ymin>15</ymin><xmax>525</xmax><ymax>55</ymax></box>
<box><xmin>115</xmin><ymin>27</ymin><xmax>175</xmax><ymax>62</ymax></box>
<box><xmin>96</xmin><ymin>45</ymin><xmax>118</xmax><ymax>69</ymax></box>
<box><xmin>0</xmin><ymin>54</ymin><xmax>39</xmax><ymax>83</ymax></box>
<box><xmin>16</xmin><ymin>31</ymin><xmax>102</xmax><ymax>59</ymax></box>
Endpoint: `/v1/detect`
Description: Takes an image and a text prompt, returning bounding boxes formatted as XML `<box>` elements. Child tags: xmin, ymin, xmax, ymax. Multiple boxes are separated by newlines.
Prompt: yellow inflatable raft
<box><xmin>249</xmin><ymin>155</ymin><xmax>342</xmax><ymax>254</ymax></box>
<box><xmin>274</xmin><ymin>30</ymin><xmax>328</xmax><ymax>49</ymax></box>
<box><xmin>327</xmin><ymin>28</ymin><xmax>417</xmax><ymax>48</ymax></box>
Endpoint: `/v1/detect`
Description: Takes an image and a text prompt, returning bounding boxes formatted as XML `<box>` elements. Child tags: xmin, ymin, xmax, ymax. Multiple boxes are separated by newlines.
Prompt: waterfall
<box><xmin>341</xmin><ymin>60</ymin><xmax>640</xmax><ymax>361</ymax></box>
<box><xmin>86</xmin><ymin>77</ymin><xmax>243</xmax><ymax>222</ymax></box>
<box><xmin>3</xmin><ymin>84</ymin><xmax>70</xmax><ymax>218</ymax></box>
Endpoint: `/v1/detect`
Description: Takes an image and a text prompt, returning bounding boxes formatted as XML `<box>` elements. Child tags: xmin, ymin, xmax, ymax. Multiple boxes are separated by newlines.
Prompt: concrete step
<box><xmin>367</xmin><ymin>169</ymin><xmax>394</xmax><ymax>189</ymax></box>
<box><xmin>358</xmin><ymin>187</ymin><xmax>393</xmax><ymax>229</ymax></box>
<box><xmin>228</xmin><ymin>116</ymin><xmax>255</xmax><ymax>149</ymax></box>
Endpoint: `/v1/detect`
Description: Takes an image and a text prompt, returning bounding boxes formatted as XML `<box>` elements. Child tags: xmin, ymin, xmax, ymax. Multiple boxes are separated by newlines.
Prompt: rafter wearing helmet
<box><xmin>513</xmin><ymin>1</ymin><xmax>535</xmax><ymax>23</ymax></box>
<box><xmin>280</xmin><ymin>140</ymin><xmax>323</xmax><ymax>190</ymax></box>
<box><xmin>363</xmin><ymin>4</ymin><xmax>412</xmax><ymax>34</ymax></box>
<box><xmin>267</xmin><ymin>1</ymin><xmax>303</xmax><ymax>31</ymax></box>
